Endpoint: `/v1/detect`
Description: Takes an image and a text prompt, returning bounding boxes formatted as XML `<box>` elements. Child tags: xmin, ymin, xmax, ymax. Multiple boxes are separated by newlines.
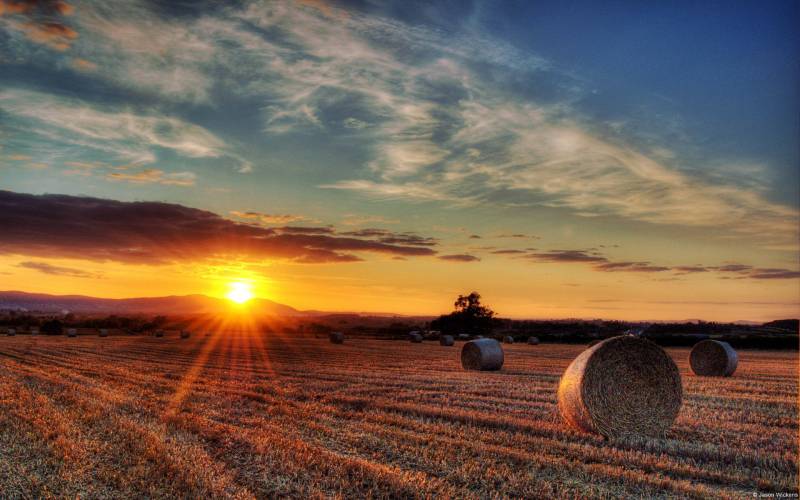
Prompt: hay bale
<box><xmin>329</xmin><ymin>331</ymin><xmax>345</xmax><ymax>344</ymax></box>
<box><xmin>7</xmin><ymin>328</ymin><xmax>15</xmax><ymax>336</ymax></box>
<box><xmin>67</xmin><ymin>328</ymin><xmax>77</xmax><ymax>337</ymax></box>
<box><xmin>527</xmin><ymin>336</ymin><xmax>540</xmax><ymax>345</ymax></box>
<box><xmin>439</xmin><ymin>335</ymin><xmax>454</xmax><ymax>346</ymax></box>
<box><xmin>99</xmin><ymin>329</ymin><xmax>108</xmax><ymax>337</ymax></box>
<box><xmin>457</xmin><ymin>333</ymin><xmax>470</xmax><ymax>341</ymax></box>
<box><xmin>409</xmin><ymin>333</ymin><xmax>423</xmax><ymax>343</ymax></box>
<box><xmin>461</xmin><ymin>338</ymin><xmax>504</xmax><ymax>371</ymax></box>
<box><xmin>557</xmin><ymin>335</ymin><xmax>682</xmax><ymax>439</ymax></box>
<box><xmin>154</xmin><ymin>330</ymin><xmax>164</xmax><ymax>338</ymax></box>
<box><xmin>30</xmin><ymin>327</ymin><xmax>39</xmax><ymax>335</ymax></box>
<box><xmin>503</xmin><ymin>335</ymin><xmax>514</xmax><ymax>344</ymax></box>
<box><xmin>689</xmin><ymin>340</ymin><xmax>738</xmax><ymax>377</ymax></box>
<box><xmin>180</xmin><ymin>330</ymin><xmax>191</xmax><ymax>339</ymax></box>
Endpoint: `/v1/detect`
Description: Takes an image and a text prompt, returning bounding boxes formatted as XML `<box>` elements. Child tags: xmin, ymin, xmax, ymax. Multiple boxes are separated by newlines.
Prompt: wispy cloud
<box><xmin>438</xmin><ymin>254</ymin><xmax>480</xmax><ymax>262</ymax></box>
<box><xmin>106</xmin><ymin>169</ymin><xmax>196</xmax><ymax>186</ymax></box>
<box><xmin>230</xmin><ymin>211</ymin><xmax>309</xmax><ymax>225</ymax></box>
<box><xmin>16</xmin><ymin>260</ymin><xmax>100</xmax><ymax>278</ymax></box>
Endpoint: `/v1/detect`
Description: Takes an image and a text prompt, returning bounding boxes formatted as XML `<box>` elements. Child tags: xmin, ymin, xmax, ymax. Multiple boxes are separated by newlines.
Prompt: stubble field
<box><xmin>0</xmin><ymin>333</ymin><xmax>797</xmax><ymax>498</ymax></box>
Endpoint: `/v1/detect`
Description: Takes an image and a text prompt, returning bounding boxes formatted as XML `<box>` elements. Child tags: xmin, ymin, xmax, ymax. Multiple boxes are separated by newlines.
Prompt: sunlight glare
<box><xmin>226</xmin><ymin>281</ymin><xmax>253</xmax><ymax>304</ymax></box>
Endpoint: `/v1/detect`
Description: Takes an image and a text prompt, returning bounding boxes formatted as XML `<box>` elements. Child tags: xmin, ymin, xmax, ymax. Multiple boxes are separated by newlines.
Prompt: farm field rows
<box><xmin>0</xmin><ymin>333</ymin><xmax>797</xmax><ymax>498</ymax></box>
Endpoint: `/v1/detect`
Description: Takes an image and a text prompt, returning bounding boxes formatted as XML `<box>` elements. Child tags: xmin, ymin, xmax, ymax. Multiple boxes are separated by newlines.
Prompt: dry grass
<box><xmin>0</xmin><ymin>334</ymin><xmax>796</xmax><ymax>498</ymax></box>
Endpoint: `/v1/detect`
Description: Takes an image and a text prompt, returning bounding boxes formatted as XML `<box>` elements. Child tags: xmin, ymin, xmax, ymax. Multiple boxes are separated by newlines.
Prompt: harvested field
<box><xmin>0</xmin><ymin>334</ymin><xmax>797</xmax><ymax>498</ymax></box>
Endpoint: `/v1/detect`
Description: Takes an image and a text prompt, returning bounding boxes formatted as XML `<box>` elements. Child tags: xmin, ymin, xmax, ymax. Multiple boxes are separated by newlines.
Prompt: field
<box><xmin>0</xmin><ymin>333</ymin><xmax>797</xmax><ymax>498</ymax></box>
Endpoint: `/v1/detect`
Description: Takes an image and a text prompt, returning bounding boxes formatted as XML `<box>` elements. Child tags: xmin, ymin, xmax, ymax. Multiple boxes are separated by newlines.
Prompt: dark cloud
<box><xmin>526</xmin><ymin>250</ymin><xmax>607</xmax><ymax>263</ymax></box>
<box><xmin>342</xmin><ymin>228</ymin><xmax>438</xmax><ymax>246</ymax></box>
<box><xmin>748</xmin><ymin>268</ymin><xmax>800</xmax><ymax>280</ymax></box>
<box><xmin>713</xmin><ymin>264</ymin><xmax>753</xmax><ymax>273</ymax></box>
<box><xmin>0</xmin><ymin>0</ymin><xmax>77</xmax><ymax>50</ymax></box>
<box><xmin>0</xmin><ymin>190</ymin><xmax>436</xmax><ymax>264</ymax></box>
<box><xmin>16</xmin><ymin>260</ymin><xmax>100</xmax><ymax>278</ymax></box>
<box><xmin>594</xmin><ymin>261</ymin><xmax>670</xmax><ymax>273</ymax></box>
<box><xmin>490</xmin><ymin>249</ymin><xmax>527</xmax><ymax>255</ymax></box>
<box><xmin>275</xmin><ymin>226</ymin><xmax>335</xmax><ymax>235</ymax></box>
<box><xmin>673</xmin><ymin>265</ymin><xmax>709</xmax><ymax>274</ymax></box>
<box><xmin>438</xmin><ymin>254</ymin><xmax>480</xmax><ymax>262</ymax></box>
<box><xmin>468</xmin><ymin>234</ymin><xmax>481</xmax><ymax>239</ymax></box>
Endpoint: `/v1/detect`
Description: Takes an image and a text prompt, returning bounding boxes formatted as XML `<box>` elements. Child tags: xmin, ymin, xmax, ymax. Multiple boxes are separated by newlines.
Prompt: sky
<box><xmin>0</xmin><ymin>0</ymin><xmax>798</xmax><ymax>321</ymax></box>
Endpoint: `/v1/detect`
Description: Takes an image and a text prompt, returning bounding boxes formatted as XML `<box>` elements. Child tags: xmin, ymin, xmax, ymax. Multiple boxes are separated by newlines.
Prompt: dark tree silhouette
<box><xmin>431</xmin><ymin>291</ymin><xmax>496</xmax><ymax>335</ymax></box>
<box><xmin>41</xmin><ymin>319</ymin><xmax>63</xmax><ymax>335</ymax></box>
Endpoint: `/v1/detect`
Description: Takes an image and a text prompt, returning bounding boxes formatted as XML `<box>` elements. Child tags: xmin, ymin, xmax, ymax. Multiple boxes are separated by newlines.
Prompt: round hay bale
<box><xmin>461</xmin><ymin>338</ymin><xmax>504</xmax><ymax>371</ymax></box>
<box><xmin>329</xmin><ymin>331</ymin><xmax>344</xmax><ymax>344</ymax></box>
<box><xmin>409</xmin><ymin>333</ymin><xmax>423</xmax><ymax>343</ymax></box>
<box><xmin>7</xmin><ymin>328</ymin><xmax>15</xmax><ymax>336</ymax></box>
<box><xmin>502</xmin><ymin>335</ymin><xmax>514</xmax><ymax>344</ymax></box>
<box><xmin>457</xmin><ymin>333</ymin><xmax>470</xmax><ymax>341</ymax></box>
<box><xmin>527</xmin><ymin>336</ymin><xmax>540</xmax><ymax>345</ymax></box>
<box><xmin>30</xmin><ymin>327</ymin><xmax>39</xmax><ymax>335</ymax></box>
<box><xmin>439</xmin><ymin>335</ymin><xmax>454</xmax><ymax>346</ymax></box>
<box><xmin>689</xmin><ymin>340</ymin><xmax>737</xmax><ymax>377</ymax></box>
<box><xmin>66</xmin><ymin>328</ymin><xmax>77</xmax><ymax>338</ymax></box>
<box><xmin>99</xmin><ymin>328</ymin><xmax>108</xmax><ymax>337</ymax></box>
<box><xmin>154</xmin><ymin>330</ymin><xmax>164</xmax><ymax>338</ymax></box>
<box><xmin>557</xmin><ymin>335</ymin><xmax>682</xmax><ymax>439</ymax></box>
<box><xmin>180</xmin><ymin>330</ymin><xmax>191</xmax><ymax>339</ymax></box>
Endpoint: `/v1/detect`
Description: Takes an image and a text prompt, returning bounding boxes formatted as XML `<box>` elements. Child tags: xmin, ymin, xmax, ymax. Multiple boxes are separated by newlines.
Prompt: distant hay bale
<box><xmin>457</xmin><ymin>334</ymin><xmax>470</xmax><ymax>341</ymax></box>
<box><xmin>7</xmin><ymin>328</ymin><xmax>15</xmax><ymax>336</ymax></box>
<box><xmin>99</xmin><ymin>329</ymin><xmax>108</xmax><ymax>337</ymax></box>
<box><xmin>67</xmin><ymin>328</ymin><xmax>77</xmax><ymax>337</ymax></box>
<box><xmin>180</xmin><ymin>330</ymin><xmax>191</xmax><ymax>339</ymax></box>
<box><xmin>30</xmin><ymin>327</ymin><xmax>39</xmax><ymax>335</ymax></box>
<box><xmin>527</xmin><ymin>336</ymin><xmax>540</xmax><ymax>345</ymax></box>
<box><xmin>409</xmin><ymin>333</ymin><xmax>423</xmax><ymax>343</ymax></box>
<box><xmin>690</xmin><ymin>340</ymin><xmax>738</xmax><ymax>377</ymax></box>
<box><xmin>557</xmin><ymin>336</ymin><xmax>682</xmax><ymax>439</ymax></box>
<box><xmin>503</xmin><ymin>335</ymin><xmax>514</xmax><ymax>344</ymax></box>
<box><xmin>154</xmin><ymin>330</ymin><xmax>164</xmax><ymax>338</ymax></box>
<box><xmin>439</xmin><ymin>335</ymin><xmax>454</xmax><ymax>346</ymax></box>
<box><xmin>329</xmin><ymin>331</ymin><xmax>344</xmax><ymax>344</ymax></box>
<box><xmin>461</xmin><ymin>338</ymin><xmax>504</xmax><ymax>371</ymax></box>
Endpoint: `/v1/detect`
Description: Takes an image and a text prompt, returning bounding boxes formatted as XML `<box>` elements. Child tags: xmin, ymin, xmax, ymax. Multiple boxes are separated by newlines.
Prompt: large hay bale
<box><xmin>557</xmin><ymin>336</ymin><xmax>682</xmax><ymax>439</ymax></box>
<box><xmin>67</xmin><ymin>328</ymin><xmax>77</xmax><ymax>337</ymax></box>
<box><xmin>99</xmin><ymin>329</ymin><xmax>108</xmax><ymax>337</ymax></box>
<box><xmin>527</xmin><ymin>336</ymin><xmax>540</xmax><ymax>345</ymax></box>
<box><xmin>329</xmin><ymin>331</ymin><xmax>344</xmax><ymax>344</ymax></box>
<box><xmin>439</xmin><ymin>335</ymin><xmax>454</xmax><ymax>346</ymax></box>
<box><xmin>180</xmin><ymin>330</ymin><xmax>191</xmax><ymax>339</ymax></box>
<box><xmin>7</xmin><ymin>328</ymin><xmax>15</xmax><ymax>336</ymax></box>
<box><xmin>689</xmin><ymin>340</ymin><xmax>738</xmax><ymax>377</ymax></box>
<box><xmin>409</xmin><ymin>333</ymin><xmax>423</xmax><ymax>343</ymax></box>
<box><xmin>461</xmin><ymin>338</ymin><xmax>504</xmax><ymax>371</ymax></box>
<box><xmin>154</xmin><ymin>330</ymin><xmax>164</xmax><ymax>338</ymax></box>
<box><xmin>503</xmin><ymin>335</ymin><xmax>514</xmax><ymax>344</ymax></box>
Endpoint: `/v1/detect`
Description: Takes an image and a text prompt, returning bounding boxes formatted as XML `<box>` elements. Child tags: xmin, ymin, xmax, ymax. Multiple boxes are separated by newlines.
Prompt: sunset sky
<box><xmin>1</xmin><ymin>0</ymin><xmax>798</xmax><ymax>321</ymax></box>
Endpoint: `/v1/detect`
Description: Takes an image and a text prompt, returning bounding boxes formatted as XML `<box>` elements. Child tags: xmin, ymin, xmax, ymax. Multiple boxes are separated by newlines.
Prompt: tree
<box><xmin>431</xmin><ymin>291</ymin><xmax>496</xmax><ymax>335</ymax></box>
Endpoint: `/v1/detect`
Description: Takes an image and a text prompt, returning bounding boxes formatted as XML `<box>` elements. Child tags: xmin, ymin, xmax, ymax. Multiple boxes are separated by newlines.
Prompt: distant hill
<box><xmin>0</xmin><ymin>290</ymin><xmax>301</xmax><ymax>316</ymax></box>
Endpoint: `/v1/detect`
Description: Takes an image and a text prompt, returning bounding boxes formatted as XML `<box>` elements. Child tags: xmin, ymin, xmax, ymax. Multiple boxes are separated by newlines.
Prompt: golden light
<box><xmin>226</xmin><ymin>281</ymin><xmax>253</xmax><ymax>304</ymax></box>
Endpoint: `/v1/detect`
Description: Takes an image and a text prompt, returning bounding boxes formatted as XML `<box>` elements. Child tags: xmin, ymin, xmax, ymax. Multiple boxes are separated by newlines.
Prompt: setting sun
<box><xmin>226</xmin><ymin>281</ymin><xmax>253</xmax><ymax>304</ymax></box>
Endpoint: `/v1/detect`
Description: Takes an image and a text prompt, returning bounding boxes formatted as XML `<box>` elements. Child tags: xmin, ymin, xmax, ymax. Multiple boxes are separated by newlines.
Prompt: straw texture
<box><xmin>690</xmin><ymin>340</ymin><xmax>738</xmax><ymax>377</ymax></box>
<box><xmin>461</xmin><ymin>338</ymin><xmax>504</xmax><ymax>371</ymax></box>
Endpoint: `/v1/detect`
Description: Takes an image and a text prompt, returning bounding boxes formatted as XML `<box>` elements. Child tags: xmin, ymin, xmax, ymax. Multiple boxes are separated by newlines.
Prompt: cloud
<box><xmin>0</xmin><ymin>89</ymin><xmax>251</xmax><ymax>172</ymax></box>
<box><xmin>490</xmin><ymin>249</ymin><xmax>527</xmax><ymax>255</ymax></box>
<box><xmin>106</xmin><ymin>169</ymin><xmax>196</xmax><ymax>186</ymax></box>
<box><xmin>72</xmin><ymin>57</ymin><xmax>97</xmax><ymax>70</ymax></box>
<box><xmin>0</xmin><ymin>190</ymin><xmax>437</xmax><ymax>265</ymax></box>
<box><xmin>16</xmin><ymin>260</ymin><xmax>99</xmax><ymax>278</ymax></box>
<box><xmin>527</xmin><ymin>250</ymin><xmax>607</xmax><ymax>263</ymax></box>
<box><xmin>747</xmin><ymin>268</ymin><xmax>800</xmax><ymax>280</ymax></box>
<box><xmin>230</xmin><ymin>211</ymin><xmax>308</xmax><ymax>225</ymax></box>
<box><xmin>438</xmin><ymin>254</ymin><xmax>480</xmax><ymax>262</ymax></box>
<box><xmin>0</xmin><ymin>0</ymin><xmax>76</xmax><ymax>50</ymax></box>
<box><xmin>341</xmin><ymin>228</ymin><xmax>438</xmax><ymax>246</ymax></box>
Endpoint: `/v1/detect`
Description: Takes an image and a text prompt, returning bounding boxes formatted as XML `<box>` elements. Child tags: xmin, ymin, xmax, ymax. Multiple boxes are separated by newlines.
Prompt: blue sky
<box><xmin>0</xmin><ymin>0</ymin><xmax>797</xmax><ymax>319</ymax></box>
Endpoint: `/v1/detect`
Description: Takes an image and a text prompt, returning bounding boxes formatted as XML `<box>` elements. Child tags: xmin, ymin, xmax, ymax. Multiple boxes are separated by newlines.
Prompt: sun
<box><xmin>226</xmin><ymin>281</ymin><xmax>253</xmax><ymax>304</ymax></box>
